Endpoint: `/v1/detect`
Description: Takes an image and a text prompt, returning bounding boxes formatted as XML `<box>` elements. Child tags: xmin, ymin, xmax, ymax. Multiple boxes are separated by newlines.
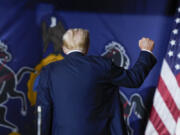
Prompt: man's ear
<box><xmin>62</xmin><ymin>46</ymin><xmax>70</xmax><ymax>54</ymax></box>
<box><xmin>62</xmin><ymin>46</ymin><xmax>67</xmax><ymax>54</ymax></box>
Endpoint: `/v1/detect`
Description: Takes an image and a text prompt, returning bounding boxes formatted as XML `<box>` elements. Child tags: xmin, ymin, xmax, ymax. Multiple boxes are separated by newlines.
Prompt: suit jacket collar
<box><xmin>66</xmin><ymin>51</ymin><xmax>85</xmax><ymax>57</ymax></box>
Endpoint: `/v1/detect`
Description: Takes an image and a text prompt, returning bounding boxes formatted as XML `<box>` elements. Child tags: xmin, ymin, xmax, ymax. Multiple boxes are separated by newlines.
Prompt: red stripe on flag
<box><xmin>150</xmin><ymin>106</ymin><xmax>170</xmax><ymax>135</ymax></box>
<box><xmin>158</xmin><ymin>77</ymin><xmax>179</xmax><ymax>122</ymax></box>
<box><xmin>176</xmin><ymin>73</ymin><xmax>180</xmax><ymax>87</ymax></box>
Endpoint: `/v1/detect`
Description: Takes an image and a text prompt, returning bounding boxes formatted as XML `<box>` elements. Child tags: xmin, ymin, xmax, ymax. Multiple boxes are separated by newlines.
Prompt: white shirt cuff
<box><xmin>141</xmin><ymin>49</ymin><xmax>153</xmax><ymax>54</ymax></box>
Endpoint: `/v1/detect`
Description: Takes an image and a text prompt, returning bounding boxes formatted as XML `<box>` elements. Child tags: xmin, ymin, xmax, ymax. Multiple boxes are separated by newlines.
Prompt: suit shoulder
<box><xmin>89</xmin><ymin>55</ymin><xmax>112</xmax><ymax>63</ymax></box>
<box><xmin>42</xmin><ymin>59</ymin><xmax>66</xmax><ymax>71</ymax></box>
<box><xmin>87</xmin><ymin>55</ymin><xmax>112</xmax><ymax>70</ymax></box>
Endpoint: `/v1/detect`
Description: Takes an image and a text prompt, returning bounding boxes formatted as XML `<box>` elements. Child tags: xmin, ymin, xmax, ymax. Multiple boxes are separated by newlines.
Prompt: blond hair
<box><xmin>62</xmin><ymin>28</ymin><xmax>89</xmax><ymax>53</ymax></box>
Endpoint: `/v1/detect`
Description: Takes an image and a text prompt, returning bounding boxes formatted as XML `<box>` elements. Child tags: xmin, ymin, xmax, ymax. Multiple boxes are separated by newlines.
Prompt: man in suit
<box><xmin>36</xmin><ymin>28</ymin><xmax>156</xmax><ymax>135</ymax></box>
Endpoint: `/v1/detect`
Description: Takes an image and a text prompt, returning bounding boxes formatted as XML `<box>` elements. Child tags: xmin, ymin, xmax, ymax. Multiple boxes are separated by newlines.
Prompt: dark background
<box><xmin>37</xmin><ymin>0</ymin><xmax>178</xmax><ymax>15</ymax></box>
<box><xmin>0</xmin><ymin>0</ymin><xmax>178</xmax><ymax>15</ymax></box>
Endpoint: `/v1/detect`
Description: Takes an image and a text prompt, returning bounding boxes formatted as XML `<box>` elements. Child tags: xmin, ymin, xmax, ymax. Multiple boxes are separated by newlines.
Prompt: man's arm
<box><xmin>36</xmin><ymin>67</ymin><xmax>52</xmax><ymax>135</ymax></box>
<box><xmin>109</xmin><ymin>38</ymin><xmax>157</xmax><ymax>88</ymax></box>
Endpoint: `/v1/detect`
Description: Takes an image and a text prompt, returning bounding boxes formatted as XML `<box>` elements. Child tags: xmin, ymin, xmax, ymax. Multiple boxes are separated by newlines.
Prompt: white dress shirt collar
<box><xmin>66</xmin><ymin>50</ymin><xmax>83</xmax><ymax>55</ymax></box>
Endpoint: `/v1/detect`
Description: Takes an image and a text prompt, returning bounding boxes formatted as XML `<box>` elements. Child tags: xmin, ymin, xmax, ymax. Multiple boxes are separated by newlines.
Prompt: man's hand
<box><xmin>139</xmin><ymin>38</ymin><xmax>154</xmax><ymax>52</ymax></box>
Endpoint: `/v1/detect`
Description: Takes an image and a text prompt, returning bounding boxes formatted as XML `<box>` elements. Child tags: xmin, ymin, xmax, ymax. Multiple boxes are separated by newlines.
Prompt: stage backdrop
<box><xmin>0</xmin><ymin>2</ymin><xmax>173</xmax><ymax>135</ymax></box>
<box><xmin>0</xmin><ymin>1</ymin><xmax>42</xmax><ymax>135</ymax></box>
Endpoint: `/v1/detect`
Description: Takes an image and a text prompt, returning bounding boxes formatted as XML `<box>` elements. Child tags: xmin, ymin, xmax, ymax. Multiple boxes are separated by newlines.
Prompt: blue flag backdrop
<box><xmin>0</xmin><ymin>2</ymin><xmax>174</xmax><ymax>135</ymax></box>
<box><xmin>0</xmin><ymin>1</ymin><xmax>42</xmax><ymax>135</ymax></box>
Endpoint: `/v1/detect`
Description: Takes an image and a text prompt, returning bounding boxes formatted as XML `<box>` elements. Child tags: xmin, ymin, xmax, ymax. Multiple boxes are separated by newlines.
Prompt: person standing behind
<box><xmin>36</xmin><ymin>28</ymin><xmax>156</xmax><ymax>135</ymax></box>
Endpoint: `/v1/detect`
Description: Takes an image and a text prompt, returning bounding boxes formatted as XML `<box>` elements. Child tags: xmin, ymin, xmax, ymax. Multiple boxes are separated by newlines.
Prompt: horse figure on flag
<box><xmin>0</xmin><ymin>41</ymin><xmax>34</xmax><ymax>132</ymax></box>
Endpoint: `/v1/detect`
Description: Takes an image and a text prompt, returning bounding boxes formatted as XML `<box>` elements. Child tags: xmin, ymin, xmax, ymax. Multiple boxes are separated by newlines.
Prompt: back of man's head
<box><xmin>62</xmin><ymin>28</ymin><xmax>89</xmax><ymax>54</ymax></box>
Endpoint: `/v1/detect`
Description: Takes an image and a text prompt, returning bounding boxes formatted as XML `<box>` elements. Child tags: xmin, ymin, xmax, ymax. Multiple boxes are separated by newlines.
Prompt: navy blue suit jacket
<box><xmin>36</xmin><ymin>51</ymin><xmax>156</xmax><ymax>135</ymax></box>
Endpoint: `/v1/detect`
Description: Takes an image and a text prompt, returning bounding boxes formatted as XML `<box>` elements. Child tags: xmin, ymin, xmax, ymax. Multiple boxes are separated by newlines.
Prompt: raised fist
<box><xmin>139</xmin><ymin>38</ymin><xmax>154</xmax><ymax>52</ymax></box>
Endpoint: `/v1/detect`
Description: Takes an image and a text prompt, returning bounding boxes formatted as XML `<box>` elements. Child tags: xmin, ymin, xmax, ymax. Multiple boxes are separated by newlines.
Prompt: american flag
<box><xmin>145</xmin><ymin>7</ymin><xmax>180</xmax><ymax>135</ymax></box>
